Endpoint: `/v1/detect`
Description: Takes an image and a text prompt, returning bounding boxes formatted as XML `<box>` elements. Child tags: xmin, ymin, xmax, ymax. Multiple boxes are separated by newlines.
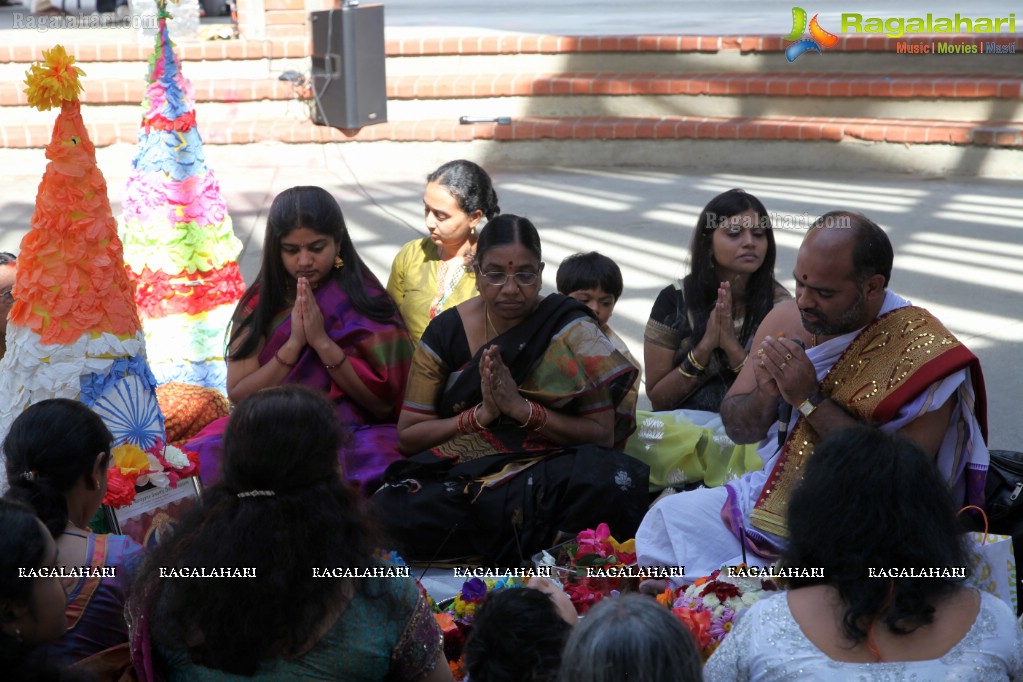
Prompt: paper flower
<box><xmin>103</xmin><ymin>468</ymin><xmax>140</xmax><ymax>507</ymax></box>
<box><xmin>112</xmin><ymin>443</ymin><xmax>152</xmax><ymax>475</ymax></box>
<box><xmin>163</xmin><ymin>444</ymin><xmax>190</xmax><ymax>469</ymax></box>
<box><xmin>136</xmin><ymin>454</ymin><xmax>170</xmax><ymax>488</ymax></box>
<box><xmin>24</xmin><ymin>45</ymin><xmax>85</xmax><ymax>111</ymax></box>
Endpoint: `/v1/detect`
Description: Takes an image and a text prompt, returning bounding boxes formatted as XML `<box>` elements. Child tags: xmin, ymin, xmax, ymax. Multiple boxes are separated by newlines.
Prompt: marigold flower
<box><xmin>24</xmin><ymin>45</ymin><xmax>85</xmax><ymax>111</ymax></box>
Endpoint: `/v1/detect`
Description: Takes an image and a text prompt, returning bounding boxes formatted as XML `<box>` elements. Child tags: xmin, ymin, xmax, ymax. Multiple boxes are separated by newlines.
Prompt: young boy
<box><xmin>556</xmin><ymin>252</ymin><xmax>641</xmax><ymax>405</ymax></box>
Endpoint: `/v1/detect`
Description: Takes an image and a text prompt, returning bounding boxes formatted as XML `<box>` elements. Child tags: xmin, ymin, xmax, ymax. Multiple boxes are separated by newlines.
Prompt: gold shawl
<box><xmin>749</xmin><ymin>305</ymin><xmax>975</xmax><ymax>538</ymax></box>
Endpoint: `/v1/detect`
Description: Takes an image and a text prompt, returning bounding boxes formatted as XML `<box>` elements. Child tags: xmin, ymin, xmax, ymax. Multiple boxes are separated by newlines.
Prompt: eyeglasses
<box><xmin>477</xmin><ymin>270</ymin><xmax>540</xmax><ymax>287</ymax></box>
<box><xmin>0</xmin><ymin>289</ymin><xmax>13</xmax><ymax>304</ymax></box>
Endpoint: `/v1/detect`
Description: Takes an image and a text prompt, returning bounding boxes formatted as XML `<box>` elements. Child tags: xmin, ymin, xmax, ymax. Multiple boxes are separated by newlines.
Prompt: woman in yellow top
<box><xmin>387</xmin><ymin>160</ymin><xmax>500</xmax><ymax>343</ymax></box>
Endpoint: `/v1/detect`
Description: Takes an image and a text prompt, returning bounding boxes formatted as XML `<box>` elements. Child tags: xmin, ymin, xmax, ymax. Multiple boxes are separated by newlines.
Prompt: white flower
<box><xmin>163</xmin><ymin>445</ymin><xmax>189</xmax><ymax>469</ymax></box>
<box><xmin>703</xmin><ymin>594</ymin><xmax>721</xmax><ymax>608</ymax></box>
<box><xmin>136</xmin><ymin>454</ymin><xmax>170</xmax><ymax>488</ymax></box>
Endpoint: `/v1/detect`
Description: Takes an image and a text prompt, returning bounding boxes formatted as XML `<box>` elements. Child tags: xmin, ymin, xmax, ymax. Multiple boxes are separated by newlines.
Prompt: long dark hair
<box><xmin>3</xmin><ymin>399</ymin><xmax>112</xmax><ymax>539</ymax></box>
<box><xmin>427</xmin><ymin>159</ymin><xmax>501</xmax><ymax>220</ymax></box>
<box><xmin>780</xmin><ymin>426</ymin><xmax>970</xmax><ymax>644</ymax></box>
<box><xmin>683</xmin><ymin>188</ymin><xmax>777</xmax><ymax>348</ymax></box>
<box><xmin>134</xmin><ymin>386</ymin><xmax>382</xmax><ymax>675</ymax></box>
<box><xmin>0</xmin><ymin>499</ymin><xmax>94</xmax><ymax>682</ymax></box>
<box><xmin>228</xmin><ymin>186</ymin><xmax>400</xmax><ymax>359</ymax></box>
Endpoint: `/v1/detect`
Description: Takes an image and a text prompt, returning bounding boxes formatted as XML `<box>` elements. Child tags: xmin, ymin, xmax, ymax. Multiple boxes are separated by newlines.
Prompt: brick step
<box><xmin>4</xmin><ymin>115</ymin><xmax>1020</xmax><ymax>149</ymax></box>
<box><xmin>5</xmin><ymin>72</ymin><xmax>1017</xmax><ymax>104</ymax></box>
<box><xmin>3</xmin><ymin>73</ymin><xmax>1018</xmax><ymax>127</ymax></box>
<box><xmin>2</xmin><ymin>33</ymin><xmax>1020</xmax><ymax>76</ymax></box>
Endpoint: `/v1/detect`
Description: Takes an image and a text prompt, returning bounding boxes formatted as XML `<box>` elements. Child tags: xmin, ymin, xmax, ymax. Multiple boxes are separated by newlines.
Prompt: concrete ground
<box><xmin>1</xmin><ymin>142</ymin><xmax>1020</xmax><ymax>452</ymax></box>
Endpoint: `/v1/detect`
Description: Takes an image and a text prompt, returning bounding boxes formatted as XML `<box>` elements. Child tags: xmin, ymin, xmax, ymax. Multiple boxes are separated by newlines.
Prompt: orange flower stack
<box><xmin>0</xmin><ymin>46</ymin><xmax>166</xmax><ymax>486</ymax></box>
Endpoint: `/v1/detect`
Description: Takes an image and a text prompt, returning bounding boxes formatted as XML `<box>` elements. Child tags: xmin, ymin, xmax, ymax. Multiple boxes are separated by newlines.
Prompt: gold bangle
<box><xmin>687</xmin><ymin>350</ymin><xmax>707</xmax><ymax>372</ymax></box>
<box><xmin>730</xmin><ymin>357</ymin><xmax>746</xmax><ymax>373</ymax></box>
<box><xmin>677</xmin><ymin>364</ymin><xmax>698</xmax><ymax>379</ymax></box>
<box><xmin>518</xmin><ymin>400</ymin><xmax>534</xmax><ymax>429</ymax></box>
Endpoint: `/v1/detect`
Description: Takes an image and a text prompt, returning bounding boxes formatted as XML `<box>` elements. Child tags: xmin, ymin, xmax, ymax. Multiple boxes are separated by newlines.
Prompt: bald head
<box><xmin>803</xmin><ymin>211</ymin><xmax>892</xmax><ymax>288</ymax></box>
<box><xmin>794</xmin><ymin>214</ymin><xmax>891</xmax><ymax>337</ymax></box>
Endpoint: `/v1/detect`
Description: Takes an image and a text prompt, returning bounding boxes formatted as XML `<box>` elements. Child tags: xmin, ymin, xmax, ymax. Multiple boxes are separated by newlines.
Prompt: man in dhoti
<box><xmin>636</xmin><ymin>211</ymin><xmax>988</xmax><ymax>579</ymax></box>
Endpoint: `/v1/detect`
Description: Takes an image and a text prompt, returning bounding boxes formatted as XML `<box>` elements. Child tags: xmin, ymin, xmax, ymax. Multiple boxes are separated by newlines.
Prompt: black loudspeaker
<box><xmin>310</xmin><ymin>4</ymin><xmax>387</xmax><ymax>130</ymax></box>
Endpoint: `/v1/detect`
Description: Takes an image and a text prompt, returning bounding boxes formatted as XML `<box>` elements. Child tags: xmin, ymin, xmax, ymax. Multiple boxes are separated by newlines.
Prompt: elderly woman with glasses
<box><xmin>372</xmin><ymin>215</ymin><xmax>649</xmax><ymax>566</ymax></box>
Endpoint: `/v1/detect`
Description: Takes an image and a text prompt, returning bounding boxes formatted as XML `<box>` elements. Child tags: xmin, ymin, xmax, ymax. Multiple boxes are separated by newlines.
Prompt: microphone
<box><xmin>777</xmin><ymin>339</ymin><xmax>806</xmax><ymax>448</ymax></box>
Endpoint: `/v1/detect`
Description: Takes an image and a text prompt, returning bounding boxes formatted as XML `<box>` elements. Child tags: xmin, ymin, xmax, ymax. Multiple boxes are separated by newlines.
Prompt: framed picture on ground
<box><xmin>105</xmin><ymin>477</ymin><xmax>203</xmax><ymax>549</ymax></box>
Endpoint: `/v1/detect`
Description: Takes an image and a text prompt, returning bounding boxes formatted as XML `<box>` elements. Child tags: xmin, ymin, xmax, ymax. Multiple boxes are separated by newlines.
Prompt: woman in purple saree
<box><xmin>188</xmin><ymin>187</ymin><xmax>413</xmax><ymax>496</ymax></box>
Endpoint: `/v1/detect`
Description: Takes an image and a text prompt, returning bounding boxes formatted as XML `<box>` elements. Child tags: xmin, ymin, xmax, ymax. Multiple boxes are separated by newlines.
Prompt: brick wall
<box><xmin>236</xmin><ymin>0</ymin><xmax>332</xmax><ymax>39</ymax></box>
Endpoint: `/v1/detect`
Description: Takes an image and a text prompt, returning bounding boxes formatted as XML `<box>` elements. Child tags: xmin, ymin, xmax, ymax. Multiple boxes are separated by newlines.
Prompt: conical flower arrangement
<box><xmin>0</xmin><ymin>46</ymin><xmax>165</xmax><ymax>487</ymax></box>
<box><xmin>120</xmin><ymin>0</ymin><xmax>245</xmax><ymax>392</ymax></box>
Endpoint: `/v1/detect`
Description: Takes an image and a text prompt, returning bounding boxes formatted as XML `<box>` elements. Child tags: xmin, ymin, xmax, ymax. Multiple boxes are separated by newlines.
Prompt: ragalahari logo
<box><xmin>785</xmin><ymin>7</ymin><xmax>840</xmax><ymax>62</ymax></box>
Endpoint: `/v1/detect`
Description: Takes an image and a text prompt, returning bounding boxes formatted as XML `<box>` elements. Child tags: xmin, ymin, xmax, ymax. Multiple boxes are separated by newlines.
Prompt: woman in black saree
<box><xmin>372</xmin><ymin>215</ymin><xmax>649</xmax><ymax>566</ymax></box>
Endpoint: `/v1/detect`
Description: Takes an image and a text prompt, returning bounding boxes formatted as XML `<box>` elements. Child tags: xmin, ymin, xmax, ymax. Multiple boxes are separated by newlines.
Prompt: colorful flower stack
<box><xmin>657</xmin><ymin>566</ymin><xmax>780</xmax><ymax>661</ymax></box>
<box><xmin>534</xmin><ymin>523</ymin><xmax>639</xmax><ymax>614</ymax></box>
<box><xmin>0</xmin><ymin>46</ymin><xmax>166</xmax><ymax>489</ymax></box>
<box><xmin>119</xmin><ymin>0</ymin><xmax>245</xmax><ymax>391</ymax></box>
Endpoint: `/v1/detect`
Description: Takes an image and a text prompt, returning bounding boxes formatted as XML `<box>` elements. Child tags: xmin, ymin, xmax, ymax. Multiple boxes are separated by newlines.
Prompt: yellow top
<box><xmin>386</xmin><ymin>238</ymin><xmax>478</xmax><ymax>344</ymax></box>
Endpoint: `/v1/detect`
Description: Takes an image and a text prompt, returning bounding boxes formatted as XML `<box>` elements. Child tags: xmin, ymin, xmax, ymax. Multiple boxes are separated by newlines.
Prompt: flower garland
<box><xmin>655</xmin><ymin>566</ymin><xmax>779</xmax><ymax>661</ymax></box>
<box><xmin>102</xmin><ymin>438</ymin><xmax>200</xmax><ymax>508</ymax></box>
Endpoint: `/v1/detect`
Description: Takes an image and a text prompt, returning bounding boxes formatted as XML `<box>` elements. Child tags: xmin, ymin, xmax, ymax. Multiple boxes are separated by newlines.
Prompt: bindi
<box><xmin>801</xmin><ymin>274</ymin><xmax>808</xmax><ymax>281</ymax></box>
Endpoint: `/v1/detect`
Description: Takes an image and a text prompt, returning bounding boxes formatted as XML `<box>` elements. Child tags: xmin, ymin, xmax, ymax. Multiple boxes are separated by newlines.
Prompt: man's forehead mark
<box><xmin>802</xmin><ymin>274</ymin><xmax>808</xmax><ymax>281</ymax></box>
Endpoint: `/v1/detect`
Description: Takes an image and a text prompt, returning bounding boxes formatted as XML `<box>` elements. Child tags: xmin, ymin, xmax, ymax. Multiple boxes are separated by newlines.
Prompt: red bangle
<box><xmin>324</xmin><ymin>354</ymin><xmax>348</xmax><ymax>370</ymax></box>
<box><xmin>274</xmin><ymin>350</ymin><xmax>296</xmax><ymax>368</ymax></box>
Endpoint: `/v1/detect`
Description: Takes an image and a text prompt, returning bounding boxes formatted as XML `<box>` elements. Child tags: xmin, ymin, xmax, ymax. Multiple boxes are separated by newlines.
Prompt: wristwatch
<box><xmin>798</xmin><ymin>391</ymin><xmax>827</xmax><ymax>418</ymax></box>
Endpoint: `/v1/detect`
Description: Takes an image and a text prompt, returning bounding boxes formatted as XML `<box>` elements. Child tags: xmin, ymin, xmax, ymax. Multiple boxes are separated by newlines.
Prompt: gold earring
<box><xmin>334</xmin><ymin>255</ymin><xmax>344</xmax><ymax>269</ymax></box>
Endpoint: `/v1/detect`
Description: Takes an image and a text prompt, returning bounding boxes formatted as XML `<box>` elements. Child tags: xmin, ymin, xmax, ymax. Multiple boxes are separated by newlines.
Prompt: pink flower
<box><xmin>575</xmin><ymin>523</ymin><xmax>613</xmax><ymax>558</ymax></box>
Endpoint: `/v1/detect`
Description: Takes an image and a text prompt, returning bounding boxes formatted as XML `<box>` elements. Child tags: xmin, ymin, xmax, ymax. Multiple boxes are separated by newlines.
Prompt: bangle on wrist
<box><xmin>518</xmin><ymin>400</ymin><xmax>550</xmax><ymax>431</ymax></box>
<box><xmin>458</xmin><ymin>404</ymin><xmax>486</xmax><ymax>435</ymax></box>
<box><xmin>730</xmin><ymin>356</ymin><xmax>746</xmax><ymax>374</ymax></box>
<box><xmin>518</xmin><ymin>400</ymin><xmax>534</xmax><ymax>428</ymax></box>
<box><xmin>274</xmin><ymin>350</ymin><xmax>297</xmax><ymax>369</ymax></box>
<box><xmin>687</xmin><ymin>350</ymin><xmax>707</xmax><ymax>373</ymax></box>
<box><xmin>677</xmin><ymin>364</ymin><xmax>698</xmax><ymax>379</ymax></box>
<box><xmin>324</xmin><ymin>353</ymin><xmax>348</xmax><ymax>370</ymax></box>
<box><xmin>469</xmin><ymin>404</ymin><xmax>486</xmax><ymax>432</ymax></box>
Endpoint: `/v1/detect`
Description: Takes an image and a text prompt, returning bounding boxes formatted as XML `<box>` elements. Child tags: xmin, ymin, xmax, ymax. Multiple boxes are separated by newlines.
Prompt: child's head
<box><xmin>556</xmin><ymin>252</ymin><xmax>623</xmax><ymax>328</ymax></box>
<box><xmin>464</xmin><ymin>581</ymin><xmax>574</xmax><ymax>682</ymax></box>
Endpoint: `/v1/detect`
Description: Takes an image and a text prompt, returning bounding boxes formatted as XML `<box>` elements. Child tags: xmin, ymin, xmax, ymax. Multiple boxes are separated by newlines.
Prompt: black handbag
<box><xmin>984</xmin><ymin>450</ymin><xmax>1023</xmax><ymax>525</ymax></box>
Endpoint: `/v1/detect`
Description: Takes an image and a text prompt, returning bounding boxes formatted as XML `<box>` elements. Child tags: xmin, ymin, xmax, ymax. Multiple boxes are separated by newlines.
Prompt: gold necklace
<box><xmin>484</xmin><ymin>303</ymin><xmax>496</xmax><ymax>342</ymax></box>
<box><xmin>811</xmin><ymin>333</ymin><xmax>818</xmax><ymax>348</ymax></box>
